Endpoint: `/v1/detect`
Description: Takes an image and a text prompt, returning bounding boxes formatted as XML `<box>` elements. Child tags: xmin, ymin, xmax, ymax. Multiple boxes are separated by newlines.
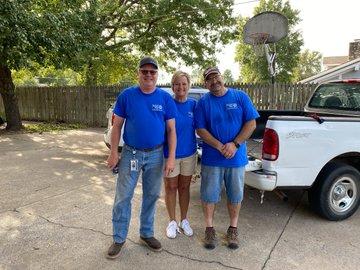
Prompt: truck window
<box><xmin>188</xmin><ymin>93</ymin><xmax>201</xmax><ymax>100</ymax></box>
<box><xmin>308</xmin><ymin>82</ymin><xmax>360</xmax><ymax>111</ymax></box>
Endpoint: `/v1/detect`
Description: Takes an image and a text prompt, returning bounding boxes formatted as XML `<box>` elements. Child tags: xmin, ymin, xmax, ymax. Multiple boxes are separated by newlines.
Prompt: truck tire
<box><xmin>308</xmin><ymin>161</ymin><xmax>360</xmax><ymax>221</ymax></box>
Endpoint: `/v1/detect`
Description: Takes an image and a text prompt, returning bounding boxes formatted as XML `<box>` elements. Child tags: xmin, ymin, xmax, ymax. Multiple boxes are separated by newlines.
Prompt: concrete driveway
<box><xmin>1</xmin><ymin>128</ymin><xmax>359</xmax><ymax>270</ymax></box>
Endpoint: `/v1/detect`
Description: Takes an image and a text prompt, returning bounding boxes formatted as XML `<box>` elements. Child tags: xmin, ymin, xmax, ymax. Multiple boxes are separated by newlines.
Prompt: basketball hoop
<box><xmin>243</xmin><ymin>11</ymin><xmax>289</xmax><ymax>83</ymax></box>
<box><xmin>249</xmin><ymin>33</ymin><xmax>269</xmax><ymax>57</ymax></box>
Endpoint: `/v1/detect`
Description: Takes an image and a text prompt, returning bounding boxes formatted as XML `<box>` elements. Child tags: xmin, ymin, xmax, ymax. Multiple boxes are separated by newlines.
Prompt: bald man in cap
<box><xmin>194</xmin><ymin>67</ymin><xmax>259</xmax><ymax>250</ymax></box>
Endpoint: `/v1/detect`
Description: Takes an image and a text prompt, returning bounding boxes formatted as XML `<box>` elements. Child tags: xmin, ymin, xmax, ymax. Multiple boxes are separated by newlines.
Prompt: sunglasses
<box><xmin>140</xmin><ymin>69</ymin><xmax>157</xmax><ymax>75</ymax></box>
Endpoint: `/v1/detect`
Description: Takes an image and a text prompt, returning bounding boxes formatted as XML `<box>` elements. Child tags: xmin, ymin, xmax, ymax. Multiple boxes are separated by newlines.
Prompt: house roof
<box><xmin>300</xmin><ymin>57</ymin><xmax>360</xmax><ymax>84</ymax></box>
<box><xmin>323</xmin><ymin>56</ymin><xmax>349</xmax><ymax>66</ymax></box>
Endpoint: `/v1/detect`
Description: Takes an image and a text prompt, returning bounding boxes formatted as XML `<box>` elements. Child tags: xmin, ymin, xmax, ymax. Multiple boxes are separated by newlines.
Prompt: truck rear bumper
<box><xmin>245</xmin><ymin>169</ymin><xmax>277</xmax><ymax>191</ymax></box>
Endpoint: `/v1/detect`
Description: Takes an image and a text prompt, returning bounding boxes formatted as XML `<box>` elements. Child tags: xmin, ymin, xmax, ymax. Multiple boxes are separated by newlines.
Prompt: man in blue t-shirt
<box><xmin>194</xmin><ymin>67</ymin><xmax>259</xmax><ymax>250</ymax></box>
<box><xmin>106</xmin><ymin>57</ymin><xmax>177</xmax><ymax>259</ymax></box>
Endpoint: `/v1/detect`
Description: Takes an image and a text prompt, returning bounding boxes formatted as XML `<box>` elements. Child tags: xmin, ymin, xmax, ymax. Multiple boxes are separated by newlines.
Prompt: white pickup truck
<box><xmin>246</xmin><ymin>80</ymin><xmax>360</xmax><ymax>221</ymax></box>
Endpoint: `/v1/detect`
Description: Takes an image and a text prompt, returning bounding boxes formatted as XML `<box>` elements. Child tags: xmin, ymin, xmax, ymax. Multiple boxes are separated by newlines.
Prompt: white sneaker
<box><xmin>166</xmin><ymin>220</ymin><xmax>178</xmax><ymax>239</ymax></box>
<box><xmin>179</xmin><ymin>219</ymin><xmax>193</xmax><ymax>237</ymax></box>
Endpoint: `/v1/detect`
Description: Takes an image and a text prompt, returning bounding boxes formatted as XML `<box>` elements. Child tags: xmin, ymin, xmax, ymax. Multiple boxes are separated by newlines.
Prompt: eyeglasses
<box><xmin>206</xmin><ymin>74</ymin><xmax>221</xmax><ymax>82</ymax></box>
<box><xmin>140</xmin><ymin>69</ymin><xmax>157</xmax><ymax>75</ymax></box>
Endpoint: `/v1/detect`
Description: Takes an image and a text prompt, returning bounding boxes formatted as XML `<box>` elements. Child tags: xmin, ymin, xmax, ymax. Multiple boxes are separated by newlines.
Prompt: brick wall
<box><xmin>349</xmin><ymin>39</ymin><xmax>360</xmax><ymax>60</ymax></box>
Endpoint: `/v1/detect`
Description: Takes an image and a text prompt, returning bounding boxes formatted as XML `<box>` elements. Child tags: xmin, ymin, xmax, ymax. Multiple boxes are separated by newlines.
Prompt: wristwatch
<box><xmin>232</xmin><ymin>140</ymin><xmax>240</xmax><ymax>148</ymax></box>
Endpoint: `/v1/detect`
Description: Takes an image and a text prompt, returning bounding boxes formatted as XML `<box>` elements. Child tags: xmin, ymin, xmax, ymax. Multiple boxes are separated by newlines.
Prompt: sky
<box><xmin>158</xmin><ymin>0</ymin><xmax>360</xmax><ymax>83</ymax></box>
<box><xmin>216</xmin><ymin>0</ymin><xmax>360</xmax><ymax>79</ymax></box>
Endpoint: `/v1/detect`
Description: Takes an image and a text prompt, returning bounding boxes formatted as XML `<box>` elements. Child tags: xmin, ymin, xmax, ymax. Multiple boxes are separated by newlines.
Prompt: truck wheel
<box><xmin>309</xmin><ymin>162</ymin><xmax>360</xmax><ymax>221</ymax></box>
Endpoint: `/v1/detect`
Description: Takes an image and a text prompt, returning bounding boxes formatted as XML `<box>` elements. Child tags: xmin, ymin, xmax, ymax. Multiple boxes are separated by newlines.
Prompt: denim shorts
<box><xmin>200</xmin><ymin>165</ymin><xmax>245</xmax><ymax>204</ymax></box>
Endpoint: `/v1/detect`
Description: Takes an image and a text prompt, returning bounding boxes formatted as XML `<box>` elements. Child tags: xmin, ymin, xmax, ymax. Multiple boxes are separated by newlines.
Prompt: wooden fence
<box><xmin>231</xmin><ymin>83</ymin><xmax>317</xmax><ymax>111</ymax></box>
<box><xmin>0</xmin><ymin>83</ymin><xmax>317</xmax><ymax>127</ymax></box>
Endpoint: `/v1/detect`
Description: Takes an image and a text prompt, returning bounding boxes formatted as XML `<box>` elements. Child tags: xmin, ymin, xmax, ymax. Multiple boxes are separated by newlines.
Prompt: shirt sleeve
<box><xmin>113</xmin><ymin>91</ymin><xmax>127</xmax><ymax>118</ymax></box>
<box><xmin>165</xmin><ymin>94</ymin><xmax>177</xmax><ymax>120</ymax></box>
<box><xmin>240</xmin><ymin>91</ymin><xmax>260</xmax><ymax>122</ymax></box>
<box><xmin>192</xmin><ymin>99</ymin><xmax>197</xmax><ymax>112</ymax></box>
<box><xmin>194</xmin><ymin>98</ymin><xmax>206</xmax><ymax>129</ymax></box>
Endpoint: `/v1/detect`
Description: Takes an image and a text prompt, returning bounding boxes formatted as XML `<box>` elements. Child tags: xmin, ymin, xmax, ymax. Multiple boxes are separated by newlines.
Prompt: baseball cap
<box><xmin>139</xmin><ymin>57</ymin><xmax>158</xmax><ymax>69</ymax></box>
<box><xmin>203</xmin><ymin>67</ymin><xmax>221</xmax><ymax>80</ymax></box>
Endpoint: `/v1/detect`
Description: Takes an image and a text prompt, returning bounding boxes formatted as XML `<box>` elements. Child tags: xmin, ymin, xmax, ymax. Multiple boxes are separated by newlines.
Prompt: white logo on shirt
<box><xmin>152</xmin><ymin>104</ymin><xmax>163</xmax><ymax>111</ymax></box>
<box><xmin>188</xmin><ymin>112</ymin><xmax>194</xmax><ymax>118</ymax></box>
<box><xmin>226</xmin><ymin>103</ymin><xmax>238</xmax><ymax>110</ymax></box>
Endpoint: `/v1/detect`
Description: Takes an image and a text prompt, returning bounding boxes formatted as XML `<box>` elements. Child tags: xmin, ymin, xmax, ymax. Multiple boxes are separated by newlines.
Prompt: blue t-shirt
<box><xmin>113</xmin><ymin>86</ymin><xmax>177</xmax><ymax>149</ymax></box>
<box><xmin>164</xmin><ymin>98</ymin><xmax>197</xmax><ymax>159</ymax></box>
<box><xmin>194</xmin><ymin>88</ymin><xmax>259</xmax><ymax>167</ymax></box>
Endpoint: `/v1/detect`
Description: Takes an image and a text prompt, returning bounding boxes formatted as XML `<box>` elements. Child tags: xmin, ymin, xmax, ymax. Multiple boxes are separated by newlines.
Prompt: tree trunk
<box><xmin>85</xmin><ymin>61</ymin><xmax>98</xmax><ymax>86</ymax></box>
<box><xmin>0</xmin><ymin>64</ymin><xmax>22</xmax><ymax>131</ymax></box>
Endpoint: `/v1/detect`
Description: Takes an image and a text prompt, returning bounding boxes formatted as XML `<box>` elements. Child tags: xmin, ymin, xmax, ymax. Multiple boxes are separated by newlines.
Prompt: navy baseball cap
<box><xmin>139</xmin><ymin>57</ymin><xmax>158</xmax><ymax>69</ymax></box>
<box><xmin>203</xmin><ymin>67</ymin><xmax>221</xmax><ymax>80</ymax></box>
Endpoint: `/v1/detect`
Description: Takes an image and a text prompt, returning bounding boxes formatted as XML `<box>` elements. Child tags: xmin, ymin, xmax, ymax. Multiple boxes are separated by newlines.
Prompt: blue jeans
<box><xmin>112</xmin><ymin>144</ymin><xmax>164</xmax><ymax>243</ymax></box>
<box><xmin>200</xmin><ymin>165</ymin><xmax>245</xmax><ymax>204</ymax></box>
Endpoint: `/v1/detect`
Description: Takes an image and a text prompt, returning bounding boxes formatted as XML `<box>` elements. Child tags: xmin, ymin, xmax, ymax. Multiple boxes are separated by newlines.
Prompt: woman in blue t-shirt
<box><xmin>163</xmin><ymin>71</ymin><xmax>197</xmax><ymax>239</ymax></box>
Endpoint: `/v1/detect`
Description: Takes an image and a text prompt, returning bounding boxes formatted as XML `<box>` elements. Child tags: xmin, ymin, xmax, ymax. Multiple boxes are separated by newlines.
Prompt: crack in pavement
<box><xmin>162</xmin><ymin>249</ymin><xmax>243</xmax><ymax>270</ymax></box>
<box><xmin>0</xmin><ymin>183</ymin><xmax>97</xmax><ymax>215</ymax></box>
<box><xmin>8</xmin><ymin>209</ymin><xmax>243</xmax><ymax>270</ymax></box>
<box><xmin>261</xmin><ymin>191</ymin><xmax>305</xmax><ymax>270</ymax></box>
<box><xmin>35</xmin><ymin>185</ymin><xmax>51</xmax><ymax>192</ymax></box>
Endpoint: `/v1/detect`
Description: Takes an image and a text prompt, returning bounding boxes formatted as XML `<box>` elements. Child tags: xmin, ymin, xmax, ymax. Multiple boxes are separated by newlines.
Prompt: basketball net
<box><xmin>249</xmin><ymin>33</ymin><xmax>276</xmax><ymax>77</ymax></box>
<box><xmin>250</xmin><ymin>33</ymin><xmax>269</xmax><ymax>57</ymax></box>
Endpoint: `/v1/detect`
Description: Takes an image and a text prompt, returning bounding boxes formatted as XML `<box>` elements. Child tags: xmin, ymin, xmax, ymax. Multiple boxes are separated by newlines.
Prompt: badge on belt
<box><xmin>131</xmin><ymin>150</ymin><xmax>138</xmax><ymax>171</ymax></box>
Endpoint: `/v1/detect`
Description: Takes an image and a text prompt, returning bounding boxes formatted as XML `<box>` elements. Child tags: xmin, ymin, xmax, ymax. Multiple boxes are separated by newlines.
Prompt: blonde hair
<box><xmin>171</xmin><ymin>71</ymin><xmax>191</xmax><ymax>87</ymax></box>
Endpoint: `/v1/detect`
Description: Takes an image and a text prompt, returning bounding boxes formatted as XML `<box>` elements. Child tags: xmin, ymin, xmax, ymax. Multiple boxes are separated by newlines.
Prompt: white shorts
<box><xmin>166</xmin><ymin>153</ymin><xmax>197</xmax><ymax>178</ymax></box>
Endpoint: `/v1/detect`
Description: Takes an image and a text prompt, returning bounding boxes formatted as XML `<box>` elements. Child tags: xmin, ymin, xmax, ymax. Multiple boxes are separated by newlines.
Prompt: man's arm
<box><xmin>196</xmin><ymin>128</ymin><xmax>224</xmax><ymax>153</ymax></box>
<box><xmin>233</xmin><ymin>119</ymin><xmax>256</xmax><ymax>145</ymax></box>
<box><xmin>106</xmin><ymin>115</ymin><xmax>125</xmax><ymax>169</ymax></box>
<box><xmin>164</xmin><ymin>118</ymin><xmax>176</xmax><ymax>176</ymax></box>
<box><xmin>222</xmin><ymin>119</ymin><xmax>257</xmax><ymax>159</ymax></box>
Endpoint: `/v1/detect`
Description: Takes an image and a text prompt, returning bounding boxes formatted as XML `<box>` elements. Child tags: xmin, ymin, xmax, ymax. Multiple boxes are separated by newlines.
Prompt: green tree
<box><xmin>1</xmin><ymin>0</ymin><xmax>235</xmax><ymax>130</ymax></box>
<box><xmin>0</xmin><ymin>0</ymin><xmax>102</xmax><ymax>130</ymax></box>
<box><xmin>82</xmin><ymin>51</ymin><xmax>138</xmax><ymax>86</ymax></box>
<box><xmin>12</xmin><ymin>69</ymin><xmax>38</xmax><ymax>86</ymax></box>
<box><xmin>13</xmin><ymin>64</ymin><xmax>84</xmax><ymax>86</ymax></box>
<box><xmin>235</xmin><ymin>0</ymin><xmax>303</xmax><ymax>83</ymax></box>
<box><xmin>293</xmin><ymin>49</ymin><xmax>322</xmax><ymax>81</ymax></box>
<box><xmin>83</xmin><ymin>0</ymin><xmax>235</xmax><ymax>85</ymax></box>
<box><xmin>191</xmin><ymin>69</ymin><xmax>205</xmax><ymax>85</ymax></box>
<box><xmin>13</xmin><ymin>53</ymin><xmax>138</xmax><ymax>87</ymax></box>
<box><xmin>222</xmin><ymin>69</ymin><xmax>234</xmax><ymax>84</ymax></box>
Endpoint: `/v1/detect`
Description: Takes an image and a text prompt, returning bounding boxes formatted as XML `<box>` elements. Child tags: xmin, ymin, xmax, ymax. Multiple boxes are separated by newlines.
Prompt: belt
<box><xmin>126</xmin><ymin>144</ymin><xmax>163</xmax><ymax>152</ymax></box>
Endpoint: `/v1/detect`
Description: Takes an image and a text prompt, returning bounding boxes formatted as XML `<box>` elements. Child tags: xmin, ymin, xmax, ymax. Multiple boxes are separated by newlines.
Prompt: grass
<box><xmin>0</xmin><ymin>121</ymin><xmax>87</xmax><ymax>134</ymax></box>
<box><xmin>24</xmin><ymin>122</ymin><xmax>87</xmax><ymax>133</ymax></box>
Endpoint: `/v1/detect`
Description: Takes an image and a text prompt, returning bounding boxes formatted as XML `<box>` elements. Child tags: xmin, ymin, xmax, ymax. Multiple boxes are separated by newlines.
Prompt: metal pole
<box><xmin>265</xmin><ymin>44</ymin><xmax>276</xmax><ymax>85</ymax></box>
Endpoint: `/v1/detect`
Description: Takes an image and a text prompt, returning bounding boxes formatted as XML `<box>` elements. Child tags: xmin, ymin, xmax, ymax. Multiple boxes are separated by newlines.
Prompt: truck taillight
<box><xmin>111</xmin><ymin>113</ymin><xmax>115</xmax><ymax>126</ymax></box>
<box><xmin>262</xmin><ymin>128</ymin><xmax>279</xmax><ymax>161</ymax></box>
<box><xmin>342</xmin><ymin>79</ymin><xmax>360</xmax><ymax>83</ymax></box>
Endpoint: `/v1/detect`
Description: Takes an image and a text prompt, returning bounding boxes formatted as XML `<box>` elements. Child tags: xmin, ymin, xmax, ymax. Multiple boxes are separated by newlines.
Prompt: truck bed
<box><xmin>251</xmin><ymin>110</ymin><xmax>305</xmax><ymax>139</ymax></box>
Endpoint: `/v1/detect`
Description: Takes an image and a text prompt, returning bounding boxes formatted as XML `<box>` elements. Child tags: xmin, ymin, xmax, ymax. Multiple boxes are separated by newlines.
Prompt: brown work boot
<box><xmin>204</xmin><ymin>227</ymin><xmax>217</xmax><ymax>250</ymax></box>
<box><xmin>106</xmin><ymin>242</ymin><xmax>125</xmax><ymax>259</ymax></box>
<box><xmin>226</xmin><ymin>226</ymin><xmax>239</xmax><ymax>250</ymax></box>
<box><xmin>140</xmin><ymin>236</ymin><xmax>162</xmax><ymax>252</ymax></box>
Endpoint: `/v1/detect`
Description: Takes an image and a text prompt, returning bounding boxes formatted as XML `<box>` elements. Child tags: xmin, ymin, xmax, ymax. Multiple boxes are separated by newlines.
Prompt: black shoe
<box><xmin>106</xmin><ymin>242</ymin><xmax>125</xmax><ymax>259</ymax></box>
<box><xmin>204</xmin><ymin>227</ymin><xmax>217</xmax><ymax>250</ymax></box>
<box><xmin>226</xmin><ymin>227</ymin><xmax>239</xmax><ymax>250</ymax></box>
<box><xmin>140</xmin><ymin>236</ymin><xmax>162</xmax><ymax>252</ymax></box>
